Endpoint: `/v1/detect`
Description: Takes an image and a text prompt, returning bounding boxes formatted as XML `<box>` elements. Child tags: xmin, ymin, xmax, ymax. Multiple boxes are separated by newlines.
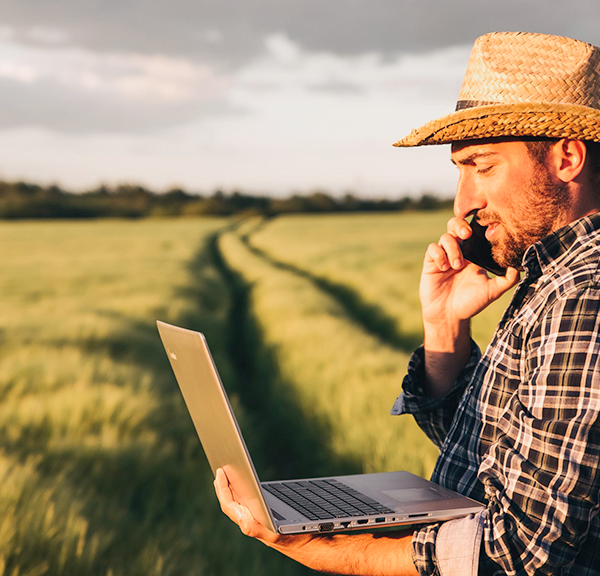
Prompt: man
<box><xmin>215</xmin><ymin>32</ymin><xmax>600</xmax><ymax>575</ymax></box>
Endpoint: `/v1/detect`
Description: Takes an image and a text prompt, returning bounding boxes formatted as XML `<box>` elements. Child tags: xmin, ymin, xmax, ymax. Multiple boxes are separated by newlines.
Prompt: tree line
<box><xmin>0</xmin><ymin>181</ymin><xmax>453</xmax><ymax>219</ymax></box>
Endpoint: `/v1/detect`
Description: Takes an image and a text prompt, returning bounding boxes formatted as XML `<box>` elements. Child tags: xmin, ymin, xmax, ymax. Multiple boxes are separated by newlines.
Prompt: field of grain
<box><xmin>0</xmin><ymin>213</ymin><xmax>510</xmax><ymax>575</ymax></box>
<box><xmin>0</xmin><ymin>218</ymin><xmax>312</xmax><ymax>576</ymax></box>
<box><xmin>249</xmin><ymin>212</ymin><xmax>512</xmax><ymax>349</ymax></box>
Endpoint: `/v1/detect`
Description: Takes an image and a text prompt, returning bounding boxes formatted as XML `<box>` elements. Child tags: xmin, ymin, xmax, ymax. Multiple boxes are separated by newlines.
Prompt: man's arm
<box><xmin>410</xmin><ymin>285</ymin><xmax>600</xmax><ymax>576</ymax></box>
<box><xmin>393</xmin><ymin>217</ymin><xmax>518</xmax><ymax>448</ymax></box>
<box><xmin>214</xmin><ymin>469</ymin><xmax>418</xmax><ymax>576</ymax></box>
<box><xmin>476</xmin><ymin>287</ymin><xmax>600</xmax><ymax>574</ymax></box>
<box><xmin>392</xmin><ymin>340</ymin><xmax>482</xmax><ymax>449</ymax></box>
<box><xmin>419</xmin><ymin>217</ymin><xmax>519</xmax><ymax>397</ymax></box>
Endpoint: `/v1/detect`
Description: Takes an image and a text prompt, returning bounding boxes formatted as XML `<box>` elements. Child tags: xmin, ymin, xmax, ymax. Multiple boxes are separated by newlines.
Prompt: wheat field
<box><xmin>0</xmin><ymin>213</ymin><xmax>510</xmax><ymax>575</ymax></box>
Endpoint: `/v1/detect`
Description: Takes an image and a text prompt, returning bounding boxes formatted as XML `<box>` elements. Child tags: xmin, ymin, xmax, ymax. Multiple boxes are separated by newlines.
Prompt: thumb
<box><xmin>489</xmin><ymin>267</ymin><xmax>520</xmax><ymax>300</ymax></box>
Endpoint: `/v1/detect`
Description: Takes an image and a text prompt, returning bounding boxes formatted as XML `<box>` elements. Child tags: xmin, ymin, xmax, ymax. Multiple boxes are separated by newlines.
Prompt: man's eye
<box><xmin>477</xmin><ymin>166</ymin><xmax>494</xmax><ymax>174</ymax></box>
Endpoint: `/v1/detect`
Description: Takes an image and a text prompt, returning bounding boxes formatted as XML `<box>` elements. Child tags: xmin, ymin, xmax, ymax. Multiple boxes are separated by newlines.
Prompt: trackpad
<box><xmin>383</xmin><ymin>488</ymin><xmax>445</xmax><ymax>503</ymax></box>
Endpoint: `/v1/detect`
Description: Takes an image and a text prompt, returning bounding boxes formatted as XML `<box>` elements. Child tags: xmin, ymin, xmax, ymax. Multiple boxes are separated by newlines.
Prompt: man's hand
<box><xmin>420</xmin><ymin>217</ymin><xmax>519</xmax><ymax>397</ymax></box>
<box><xmin>421</xmin><ymin>217</ymin><xmax>519</xmax><ymax>326</ymax></box>
<box><xmin>214</xmin><ymin>468</ymin><xmax>418</xmax><ymax>575</ymax></box>
<box><xmin>214</xmin><ymin>467</ymin><xmax>296</xmax><ymax>545</ymax></box>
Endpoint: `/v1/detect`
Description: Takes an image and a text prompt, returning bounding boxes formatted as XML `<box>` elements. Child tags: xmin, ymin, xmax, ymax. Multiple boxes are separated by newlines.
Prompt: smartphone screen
<box><xmin>459</xmin><ymin>217</ymin><xmax>507</xmax><ymax>276</ymax></box>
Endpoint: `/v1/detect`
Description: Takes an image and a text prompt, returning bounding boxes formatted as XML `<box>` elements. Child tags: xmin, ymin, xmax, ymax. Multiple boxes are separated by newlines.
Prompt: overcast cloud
<box><xmin>0</xmin><ymin>1</ymin><xmax>598</xmax><ymax>194</ymax></box>
<box><xmin>2</xmin><ymin>1</ymin><xmax>600</xmax><ymax>66</ymax></box>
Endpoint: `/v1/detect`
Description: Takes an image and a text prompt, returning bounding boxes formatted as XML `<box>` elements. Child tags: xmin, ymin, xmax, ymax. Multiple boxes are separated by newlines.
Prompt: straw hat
<box><xmin>394</xmin><ymin>32</ymin><xmax>600</xmax><ymax>147</ymax></box>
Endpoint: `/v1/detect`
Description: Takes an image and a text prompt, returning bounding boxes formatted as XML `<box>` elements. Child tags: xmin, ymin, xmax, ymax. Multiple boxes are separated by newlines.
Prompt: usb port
<box><xmin>375</xmin><ymin>517</ymin><xmax>385</xmax><ymax>523</ymax></box>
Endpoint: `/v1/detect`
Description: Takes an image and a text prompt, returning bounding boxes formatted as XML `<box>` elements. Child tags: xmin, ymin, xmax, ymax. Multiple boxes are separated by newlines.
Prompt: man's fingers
<box><xmin>229</xmin><ymin>502</ymin><xmax>279</xmax><ymax>542</ymax></box>
<box><xmin>438</xmin><ymin>233</ymin><xmax>464</xmax><ymax>270</ymax></box>
<box><xmin>424</xmin><ymin>218</ymin><xmax>474</xmax><ymax>274</ymax></box>
<box><xmin>214</xmin><ymin>468</ymin><xmax>234</xmax><ymax>506</ymax></box>
<box><xmin>425</xmin><ymin>233</ymin><xmax>466</xmax><ymax>273</ymax></box>
<box><xmin>426</xmin><ymin>242</ymin><xmax>452</xmax><ymax>272</ymax></box>
<box><xmin>214</xmin><ymin>469</ymin><xmax>248</xmax><ymax>526</ymax></box>
<box><xmin>447</xmin><ymin>217</ymin><xmax>472</xmax><ymax>240</ymax></box>
<box><xmin>213</xmin><ymin>470</ymin><xmax>250</xmax><ymax>527</ymax></box>
<box><xmin>239</xmin><ymin>511</ymin><xmax>279</xmax><ymax>542</ymax></box>
<box><xmin>214</xmin><ymin>470</ymin><xmax>240</xmax><ymax>525</ymax></box>
<box><xmin>213</xmin><ymin>468</ymin><xmax>279</xmax><ymax>543</ymax></box>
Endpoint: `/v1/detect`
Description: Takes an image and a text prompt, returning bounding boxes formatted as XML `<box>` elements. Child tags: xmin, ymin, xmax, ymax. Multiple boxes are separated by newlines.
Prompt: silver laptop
<box><xmin>157</xmin><ymin>321</ymin><xmax>484</xmax><ymax>534</ymax></box>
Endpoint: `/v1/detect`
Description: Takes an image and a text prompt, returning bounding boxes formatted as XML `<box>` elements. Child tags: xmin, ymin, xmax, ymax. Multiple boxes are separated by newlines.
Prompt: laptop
<box><xmin>157</xmin><ymin>321</ymin><xmax>484</xmax><ymax>534</ymax></box>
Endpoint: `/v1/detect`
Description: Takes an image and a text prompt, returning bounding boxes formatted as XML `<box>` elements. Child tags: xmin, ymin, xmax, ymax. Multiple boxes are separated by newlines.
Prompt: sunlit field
<box><xmin>0</xmin><ymin>218</ymin><xmax>312</xmax><ymax>576</ymax></box>
<box><xmin>220</xmin><ymin>227</ymin><xmax>438</xmax><ymax>479</ymax></box>
<box><xmin>0</xmin><ymin>213</ymin><xmax>510</xmax><ymax>575</ymax></box>
<box><xmin>250</xmin><ymin>212</ymin><xmax>512</xmax><ymax>349</ymax></box>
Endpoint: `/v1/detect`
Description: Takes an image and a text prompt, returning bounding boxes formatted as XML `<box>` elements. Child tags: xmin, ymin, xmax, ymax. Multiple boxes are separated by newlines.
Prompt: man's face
<box><xmin>450</xmin><ymin>139</ymin><xmax>569</xmax><ymax>269</ymax></box>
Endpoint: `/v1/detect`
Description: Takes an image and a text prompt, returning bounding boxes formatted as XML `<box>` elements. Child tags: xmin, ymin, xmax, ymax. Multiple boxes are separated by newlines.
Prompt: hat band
<box><xmin>455</xmin><ymin>99</ymin><xmax>496</xmax><ymax>111</ymax></box>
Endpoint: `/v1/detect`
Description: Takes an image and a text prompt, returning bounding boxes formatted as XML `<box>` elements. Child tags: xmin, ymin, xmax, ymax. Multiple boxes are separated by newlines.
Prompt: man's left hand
<box><xmin>214</xmin><ymin>467</ymin><xmax>419</xmax><ymax>576</ymax></box>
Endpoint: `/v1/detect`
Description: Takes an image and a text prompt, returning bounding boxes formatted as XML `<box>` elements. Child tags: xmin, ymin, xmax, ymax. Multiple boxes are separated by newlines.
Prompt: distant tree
<box><xmin>0</xmin><ymin>178</ymin><xmax>452</xmax><ymax>219</ymax></box>
<box><xmin>307</xmin><ymin>191</ymin><xmax>338</xmax><ymax>212</ymax></box>
<box><xmin>14</xmin><ymin>181</ymin><xmax>43</xmax><ymax>196</ymax></box>
<box><xmin>340</xmin><ymin>193</ymin><xmax>361</xmax><ymax>211</ymax></box>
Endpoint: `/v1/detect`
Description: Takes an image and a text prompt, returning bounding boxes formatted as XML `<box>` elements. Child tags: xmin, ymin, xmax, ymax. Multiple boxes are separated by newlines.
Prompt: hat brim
<box><xmin>393</xmin><ymin>102</ymin><xmax>600</xmax><ymax>147</ymax></box>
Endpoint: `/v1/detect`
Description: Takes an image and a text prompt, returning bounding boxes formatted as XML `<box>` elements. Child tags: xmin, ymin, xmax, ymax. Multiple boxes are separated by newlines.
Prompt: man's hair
<box><xmin>524</xmin><ymin>138</ymin><xmax>600</xmax><ymax>190</ymax></box>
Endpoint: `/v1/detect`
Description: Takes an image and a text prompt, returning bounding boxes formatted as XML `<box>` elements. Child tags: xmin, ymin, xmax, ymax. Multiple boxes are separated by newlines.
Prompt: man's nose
<box><xmin>453</xmin><ymin>172</ymin><xmax>486</xmax><ymax>219</ymax></box>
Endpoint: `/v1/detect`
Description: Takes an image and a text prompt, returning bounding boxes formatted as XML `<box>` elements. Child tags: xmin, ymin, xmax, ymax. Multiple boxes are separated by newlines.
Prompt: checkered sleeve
<box><xmin>477</xmin><ymin>286</ymin><xmax>600</xmax><ymax>575</ymax></box>
<box><xmin>390</xmin><ymin>340</ymin><xmax>481</xmax><ymax>449</ymax></box>
<box><xmin>411</xmin><ymin>512</ymin><xmax>486</xmax><ymax>576</ymax></box>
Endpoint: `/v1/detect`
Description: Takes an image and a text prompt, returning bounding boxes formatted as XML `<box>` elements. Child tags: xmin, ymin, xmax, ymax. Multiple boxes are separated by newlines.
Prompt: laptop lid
<box><xmin>158</xmin><ymin>321</ymin><xmax>485</xmax><ymax>535</ymax></box>
<box><xmin>156</xmin><ymin>320</ymin><xmax>277</xmax><ymax>532</ymax></box>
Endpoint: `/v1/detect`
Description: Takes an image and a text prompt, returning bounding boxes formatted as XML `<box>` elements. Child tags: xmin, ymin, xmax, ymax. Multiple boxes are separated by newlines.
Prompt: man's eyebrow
<box><xmin>450</xmin><ymin>151</ymin><xmax>498</xmax><ymax>166</ymax></box>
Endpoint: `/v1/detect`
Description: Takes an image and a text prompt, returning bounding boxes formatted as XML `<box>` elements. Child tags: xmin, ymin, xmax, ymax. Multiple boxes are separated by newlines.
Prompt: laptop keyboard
<box><xmin>263</xmin><ymin>478</ymin><xmax>395</xmax><ymax>521</ymax></box>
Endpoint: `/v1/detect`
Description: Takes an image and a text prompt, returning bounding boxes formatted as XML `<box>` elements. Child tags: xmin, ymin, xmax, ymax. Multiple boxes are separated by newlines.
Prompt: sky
<box><xmin>0</xmin><ymin>1</ymin><xmax>599</xmax><ymax>197</ymax></box>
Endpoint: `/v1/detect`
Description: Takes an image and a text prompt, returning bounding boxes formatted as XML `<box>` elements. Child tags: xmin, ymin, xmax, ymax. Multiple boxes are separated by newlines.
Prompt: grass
<box><xmin>219</xmin><ymin>225</ymin><xmax>439</xmax><ymax>479</ymax></box>
<box><xmin>250</xmin><ymin>211</ymin><xmax>513</xmax><ymax>349</ymax></box>
<box><xmin>0</xmin><ymin>218</ymin><xmax>312</xmax><ymax>576</ymax></box>
<box><xmin>0</xmin><ymin>212</ymin><xmax>511</xmax><ymax>575</ymax></box>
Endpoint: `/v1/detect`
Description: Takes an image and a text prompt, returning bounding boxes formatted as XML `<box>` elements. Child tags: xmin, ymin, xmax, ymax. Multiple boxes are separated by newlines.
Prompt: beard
<box><xmin>480</xmin><ymin>166</ymin><xmax>569</xmax><ymax>269</ymax></box>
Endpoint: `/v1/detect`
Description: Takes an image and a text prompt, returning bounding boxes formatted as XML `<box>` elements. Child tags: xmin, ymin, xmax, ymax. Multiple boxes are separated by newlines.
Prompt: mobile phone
<box><xmin>459</xmin><ymin>217</ymin><xmax>507</xmax><ymax>276</ymax></box>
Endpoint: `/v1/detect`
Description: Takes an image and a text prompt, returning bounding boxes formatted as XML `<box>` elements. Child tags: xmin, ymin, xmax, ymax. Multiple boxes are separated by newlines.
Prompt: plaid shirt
<box><xmin>392</xmin><ymin>213</ymin><xmax>600</xmax><ymax>575</ymax></box>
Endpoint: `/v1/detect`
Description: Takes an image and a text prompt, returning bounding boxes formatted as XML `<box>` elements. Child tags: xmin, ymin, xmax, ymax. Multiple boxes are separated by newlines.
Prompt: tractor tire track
<box><xmin>239</xmin><ymin>221</ymin><xmax>423</xmax><ymax>353</ymax></box>
<box><xmin>208</xmin><ymin>226</ymin><xmax>361</xmax><ymax>480</ymax></box>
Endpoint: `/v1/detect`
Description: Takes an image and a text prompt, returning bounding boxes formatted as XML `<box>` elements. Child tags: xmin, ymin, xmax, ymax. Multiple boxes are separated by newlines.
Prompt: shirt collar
<box><xmin>522</xmin><ymin>212</ymin><xmax>600</xmax><ymax>278</ymax></box>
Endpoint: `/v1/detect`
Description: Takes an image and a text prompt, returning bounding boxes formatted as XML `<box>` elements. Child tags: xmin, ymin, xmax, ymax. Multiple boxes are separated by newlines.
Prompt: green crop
<box><xmin>0</xmin><ymin>213</ymin><xmax>509</xmax><ymax>575</ymax></box>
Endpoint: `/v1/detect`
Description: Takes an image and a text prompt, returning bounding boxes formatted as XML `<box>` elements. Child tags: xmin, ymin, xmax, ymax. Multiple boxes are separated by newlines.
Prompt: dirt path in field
<box><xmin>238</xmin><ymin>219</ymin><xmax>422</xmax><ymax>353</ymax></box>
<box><xmin>209</xmin><ymin>226</ymin><xmax>362</xmax><ymax>480</ymax></box>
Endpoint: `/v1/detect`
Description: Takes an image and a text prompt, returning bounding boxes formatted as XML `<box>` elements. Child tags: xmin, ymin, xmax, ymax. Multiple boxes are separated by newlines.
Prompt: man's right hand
<box><xmin>421</xmin><ymin>217</ymin><xmax>519</xmax><ymax>327</ymax></box>
<box><xmin>419</xmin><ymin>217</ymin><xmax>519</xmax><ymax>397</ymax></box>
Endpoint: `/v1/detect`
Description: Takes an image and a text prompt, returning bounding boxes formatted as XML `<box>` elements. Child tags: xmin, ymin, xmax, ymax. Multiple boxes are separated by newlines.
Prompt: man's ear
<box><xmin>551</xmin><ymin>138</ymin><xmax>587</xmax><ymax>184</ymax></box>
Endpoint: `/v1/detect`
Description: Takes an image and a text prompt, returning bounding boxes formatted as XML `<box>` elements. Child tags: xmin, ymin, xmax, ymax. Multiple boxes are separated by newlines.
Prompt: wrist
<box><xmin>422</xmin><ymin>319</ymin><xmax>472</xmax><ymax>399</ymax></box>
<box><xmin>423</xmin><ymin>318</ymin><xmax>470</xmax><ymax>353</ymax></box>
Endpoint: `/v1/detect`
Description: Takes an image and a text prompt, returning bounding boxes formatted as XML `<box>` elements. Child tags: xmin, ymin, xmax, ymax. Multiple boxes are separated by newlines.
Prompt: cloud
<box><xmin>0</xmin><ymin>77</ymin><xmax>239</xmax><ymax>134</ymax></box>
<box><xmin>25</xmin><ymin>26</ymin><xmax>70</xmax><ymax>46</ymax></box>
<box><xmin>2</xmin><ymin>1</ymin><xmax>599</xmax><ymax>135</ymax></box>
<box><xmin>235</xmin><ymin>34</ymin><xmax>468</xmax><ymax>103</ymax></box>
<box><xmin>0</xmin><ymin>35</ymin><xmax>468</xmax><ymax>194</ymax></box>
<box><xmin>1</xmin><ymin>0</ymin><xmax>600</xmax><ymax>68</ymax></box>
<box><xmin>0</xmin><ymin>36</ymin><xmax>240</xmax><ymax>133</ymax></box>
<box><xmin>0</xmin><ymin>2</ymin><xmax>599</xmax><ymax>193</ymax></box>
<box><xmin>0</xmin><ymin>28</ymin><xmax>467</xmax><ymax>135</ymax></box>
<box><xmin>307</xmin><ymin>81</ymin><xmax>364</xmax><ymax>95</ymax></box>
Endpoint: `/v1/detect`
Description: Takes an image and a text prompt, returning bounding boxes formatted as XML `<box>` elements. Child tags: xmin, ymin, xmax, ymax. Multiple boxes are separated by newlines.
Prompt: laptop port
<box><xmin>357</xmin><ymin>519</ymin><xmax>369</xmax><ymax>525</ymax></box>
<box><xmin>341</xmin><ymin>521</ymin><xmax>350</xmax><ymax>529</ymax></box>
<box><xmin>318</xmin><ymin>523</ymin><xmax>334</xmax><ymax>532</ymax></box>
<box><xmin>407</xmin><ymin>513</ymin><xmax>429</xmax><ymax>519</ymax></box>
<box><xmin>375</xmin><ymin>517</ymin><xmax>385</xmax><ymax>523</ymax></box>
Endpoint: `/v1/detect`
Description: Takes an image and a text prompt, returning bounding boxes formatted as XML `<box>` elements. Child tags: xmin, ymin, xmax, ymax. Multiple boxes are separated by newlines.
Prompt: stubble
<box><xmin>486</xmin><ymin>166</ymin><xmax>569</xmax><ymax>269</ymax></box>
